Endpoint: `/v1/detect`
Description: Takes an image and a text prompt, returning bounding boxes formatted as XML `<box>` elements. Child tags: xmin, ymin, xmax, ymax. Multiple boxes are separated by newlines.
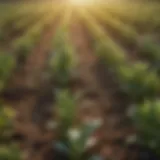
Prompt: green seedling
<box><xmin>49</xmin><ymin>31</ymin><xmax>77</xmax><ymax>88</ymax></box>
<box><xmin>0</xmin><ymin>54</ymin><xmax>15</xmax><ymax>92</ymax></box>
<box><xmin>138</xmin><ymin>37</ymin><xmax>160</xmax><ymax>62</ymax></box>
<box><xmin>0</xmin><ymin>102</ymin><xmax>21</xmax><ymax>160</ymax></box>
<box><xmin>117</xmin><ymin>62</ymin><xmax>160</xmax><ymax>101</ymax></box>
<box><xmin>54</xmin><ymin>90</ymin><xmax>103</xmax><ymax>160</ymax></box>
<box><xmin>132</xmin><ymin>99</ymin><xmax>160</xmax><ymax>156</ymax></box>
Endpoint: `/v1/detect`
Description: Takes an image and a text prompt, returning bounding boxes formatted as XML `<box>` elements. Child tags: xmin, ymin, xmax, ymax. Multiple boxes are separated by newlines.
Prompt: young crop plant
<box><xmin>131</xmin><ymin>99</ymin><xmax>160</xmax><ymax>157</ymax></box>
<box><xmin>49</xmin><ymin>30</ymin><xmax>78</xmax><ymax>89</ymax></box>
<box><xmin>117</xmin><ymin>62</ymin><xmax>160</xmax><ymax>102</ymax></box>
<box><xmin>12</xmin><ymin>27</ymin><xmax>44</xmax><ymax>63</ymax></box>
<box><xmin>138</xmin><ymin>37</ymin><xmax>160</xmax><ymax>70</ymax></box>
<box><xmin>0</xmin><ymin>103</ymin><xmax>14</xmax><ymax>142</ymax></box>
<box><xmin>138</xmin><ymin>36</ymin><xmax>159</xmax><ymax>58</ymax></box>
<box><xmin>12</xmin><ymin>27</ymin><xmax>42</xmax><ymax>58</ymax></box>
<box><xmin>94</xmin><ymin>39</ymin><xmax>126</xmax><ymax>69</ymax></box>
<box><xmin>12</xmin><ymin>36</ymin><xmax>35</xmax><ymax>59</ymax></box>
<box><xmin>0</xmin><ymin>102</ymin><xmax>21</xmax><ymax>160</ymax></box>
<box><xmin>53</xmin><ymin>90</ymin><xmax>103</xmax><ymax>160</ymax></box>
<box><xmin>0</xmin><ymin>54</ymin><xmax>16</xmax><ymax>92</ymax></box>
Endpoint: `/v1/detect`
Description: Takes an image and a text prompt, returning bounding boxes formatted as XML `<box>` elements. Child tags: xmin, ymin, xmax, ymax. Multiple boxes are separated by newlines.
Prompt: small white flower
<box><xmin>46</xmin><ymin>121</ymin><xmax>58</xmax><ymax>130</ymax></box>
<box><xmin>85</xmin><ymin>136</ymin><xmax>97</xmax><ymax>149</ymax></box>
<box><xmin>68</xmin><ymin>128</ymin><xmax>81</xmax><ymax>141</ymax></box>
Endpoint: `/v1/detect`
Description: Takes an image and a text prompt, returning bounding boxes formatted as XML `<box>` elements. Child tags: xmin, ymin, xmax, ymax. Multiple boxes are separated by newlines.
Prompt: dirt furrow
<box><xmin>70</xmin><ymin>19</ymin><xmax>105</xmax><ymax>123</ymax></box>
<box><xmin>70</xmin><ymin>18</ymin><xmax>135</xmax><ymax>160</ymax></box>
<box><xmin>14</xmin><ymin>20</ymin><xmax>58</xmax><ymax>120</ymax></box>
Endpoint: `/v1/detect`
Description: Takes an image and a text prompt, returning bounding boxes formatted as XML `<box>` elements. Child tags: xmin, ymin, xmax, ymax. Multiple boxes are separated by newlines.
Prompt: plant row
<box><xmin>45</xmin><ymin>9</ymin><xmax>103</xmax><ymax>160</ymax></box>
<box><xmin>79</xmin><ymin>9</ymin><xmax>160</xmax><ymax>156</ymax></box>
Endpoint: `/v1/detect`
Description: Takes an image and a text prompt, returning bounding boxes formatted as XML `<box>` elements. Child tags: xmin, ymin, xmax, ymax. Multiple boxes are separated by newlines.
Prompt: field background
<box><xmin>0</xmin><ymin>1</ymin><xmax>160</xmax><ymax>160</ymax></box>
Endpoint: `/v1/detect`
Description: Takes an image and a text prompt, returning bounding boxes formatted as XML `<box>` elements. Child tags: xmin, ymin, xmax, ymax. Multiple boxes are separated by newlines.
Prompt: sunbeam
<box><xmin>68</xmin><ymin>0</ymin><xmax>97</xmax><ymax>6</ymax></box>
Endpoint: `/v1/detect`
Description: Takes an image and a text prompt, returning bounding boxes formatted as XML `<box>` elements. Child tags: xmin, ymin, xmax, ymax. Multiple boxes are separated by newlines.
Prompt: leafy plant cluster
<box><xmin>0</xmin><ymin>54</ymin><xmax>20</xmax><ymax>159</ymax></box>
<box><xmin>48</xmin><ymin>10</ymin><xmax>77</xmax><ymax>88</ymax></box>
<box><xmin>49</xmin><ymin>31</ymin><xmax>77</xmax><ymax>88</ymax></box>
<box><xmin>0</xmin><ymin>102</ymin><xmax>21</xmax><ymax>160</ymax></box>
<box><xmin>0</xmin><ymin>54</ymin><xmax>16</xmax><ymax>93</ymax></box>
<box><xmin>131</xmin><ymin>99</ymin><xmax>160</xmax><ymax>156</ymax></box>
<box><xmin>138</xmin><ymin>36</ymin><xmax>160</xmax><ymax>73</ymax></box>
<box><xmin>53</xmin><ymin>90</ymin><xmax>102</xmax><ymax>160</ymax></box>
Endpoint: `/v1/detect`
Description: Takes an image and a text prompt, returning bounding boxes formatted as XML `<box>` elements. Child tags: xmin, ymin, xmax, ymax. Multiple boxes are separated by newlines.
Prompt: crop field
<box><xmin>0</xmin><ymin>1</ymin><xmax>160</xmax><ymax>160</ymax></box>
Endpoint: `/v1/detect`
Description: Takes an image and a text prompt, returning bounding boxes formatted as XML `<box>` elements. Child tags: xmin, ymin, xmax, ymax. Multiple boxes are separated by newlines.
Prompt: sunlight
<box><xmin>69</xmin><ymin>0</ymin><xmax>97</xmax><ymax>6</ymax></box>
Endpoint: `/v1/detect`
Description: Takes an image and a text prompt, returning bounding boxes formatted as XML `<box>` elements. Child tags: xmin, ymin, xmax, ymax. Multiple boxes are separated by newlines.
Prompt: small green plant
<box><xmin>56</xmin><ymin>90</ymin><xmax>77</xmax><ymax>137</ymax></box>
<box><xmin>49</xmin><ymin>31</ymin><xmax>77</xmax><ymax>88</ymax></box>
<box><xmin>138</xmin><ymin>37</ymin><xmax>160</xmax><ymax>75</ymax></box>
<box><xmin>138</xmin><ymin>37</ymin><xmax>160</xmax><ymax>62</ymax></box>
<box><xmin>0</xmin><ymin>54</ymin><xmax>15</xmax><ymax>92</ymax></box>
<box><xmin>12</xmin><ymin>36</ymin><xmax>34</xmax><ymax>56</ymax></box>
<box><xmin>94</xmin><ymin>40</ymin><xmax>126</xmax><ymax>68</ymax></box>
<box><xmin>0</xmin><ymin>144</ymin><xmax>21</xmax><ymax>160</ymax></box>
<box><xmin>132</xmin><ymin>99</ymin><xmax>160</xmax><ymax>156</ymax></box>
<box><xmin>117</xmin><ymin>62</ymin><xmax>160</xmax><ymax>101</ymax></box>
<box><xmin>0</xmin><ymin>102</ymin><xmax>21</xmax><ymax>160</ymax></box>
<box><xmin>53</xmin><ymin>90</ymin><xmax>103</xmax><ymax>160</ymax></box>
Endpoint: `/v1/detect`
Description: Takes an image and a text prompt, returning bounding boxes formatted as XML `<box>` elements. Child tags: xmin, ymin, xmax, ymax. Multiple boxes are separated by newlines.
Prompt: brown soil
<box><xmin>70</xmin><ymin>18</ymin><xmax>135</xmax><ymax>160</ymax></box>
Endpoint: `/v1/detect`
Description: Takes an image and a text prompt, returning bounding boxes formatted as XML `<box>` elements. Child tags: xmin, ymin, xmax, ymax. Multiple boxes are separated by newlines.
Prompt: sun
<box><xmin>68</xmin><ymin>0</ymin><xmax>97</xmax><ymax>6</ymax></box>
